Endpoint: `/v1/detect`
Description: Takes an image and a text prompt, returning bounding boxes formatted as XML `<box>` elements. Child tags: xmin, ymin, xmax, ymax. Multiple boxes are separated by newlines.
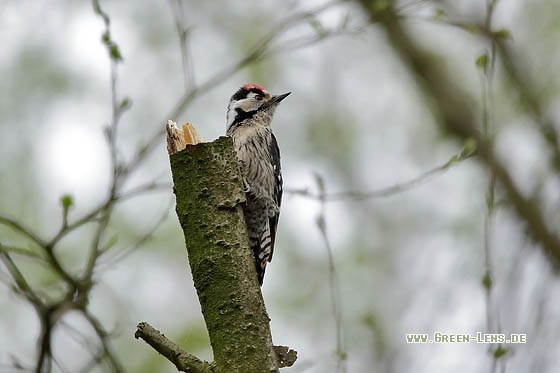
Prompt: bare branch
<box><xmin>0</xmin><ymin>216</ymin><xmax>47</xmax><ymax>247</ymax></box>
<box><xmin>135</xmin><ymin>322</ymin><xmax>211</xmax><ymax>373</ymax></box>
<box><xmin>0</xmin><ymin>250</ymin><xmax>44</xmax><ymax>307</ymax></box>
<box><xmin>116</xmin><ymin>182</ymin><xmax>172</xmax><ymax>202</ymax></box>
<box><xmin>287</xmin><ymin>148</ymin><xmax>474</xmax><ymax>201</ymax></box>
<box><xmin>0</xmin><ymin>243</ymin><xmax>43</xmax><ymax>260</ymax></box>
<box><xmin>97</xmin><ymin>198</ymin><xmax>173</xmax><ymax>269</ymax></box>
<box><xmin>36</xmin><ymin>311</ymin><xmax>54</xmax><ymax>373</ymax></box>
<box><xmin>314</xmin><ymin>176</ymin><xmax>346</xmax><ymax>372</ymax></box>
<box><xmin>478</xmin><ymin>2</ymin><xmax>507</xmax><ymax>369</ymax></box>
<box><xmin>169</xmin><ymin>0</ymin><xmax>195</xmax><ymax>90</ymax></box>
<box><xmin>83</xmin><ymin>310</ymin><xmax>123</xmax><ymax>372</ymax></box>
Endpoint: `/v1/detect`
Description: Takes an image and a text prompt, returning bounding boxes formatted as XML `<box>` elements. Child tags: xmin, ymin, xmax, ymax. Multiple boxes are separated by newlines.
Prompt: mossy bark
<box><xmin>170</xmin><ymin>136</ymin><xmax>278</xmax><ymax>373</ymax></box>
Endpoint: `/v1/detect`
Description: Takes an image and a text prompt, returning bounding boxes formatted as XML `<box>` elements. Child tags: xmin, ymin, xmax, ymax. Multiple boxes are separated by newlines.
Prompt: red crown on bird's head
<box><xmin>242</xmin><ymin>83</ymin><xmax>266</xmax><ymax>92</ymax></box>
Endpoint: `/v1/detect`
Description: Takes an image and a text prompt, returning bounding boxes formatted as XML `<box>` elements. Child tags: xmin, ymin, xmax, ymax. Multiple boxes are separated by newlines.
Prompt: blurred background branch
<box><xmin>287</xmin><ymin>142</ymin><xmax>475</xmax><ymax>201</ymax></box>
<box><xmin>314</xmin><ymin>175</ymin><xmax>347</xmax><ymax>373</ymax></box>
<box><xmin>356</xmin><ymin>0</ymin><xmax>560</xmax><ymax>265</ymax></box>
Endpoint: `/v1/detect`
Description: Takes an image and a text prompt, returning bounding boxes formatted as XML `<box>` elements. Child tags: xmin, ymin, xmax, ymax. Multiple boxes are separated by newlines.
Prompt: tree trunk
<box><xmin>170</xmin><ymin>136</ymin><xmax>278</xmax><ymax>373</ymax></box>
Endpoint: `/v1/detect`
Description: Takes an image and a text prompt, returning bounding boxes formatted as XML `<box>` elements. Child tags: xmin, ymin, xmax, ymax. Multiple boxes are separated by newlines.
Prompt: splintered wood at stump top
<box><xmin>166</xmin><ymin>120</ymin><xmax>205</xmax><ymax>155</ymax></box>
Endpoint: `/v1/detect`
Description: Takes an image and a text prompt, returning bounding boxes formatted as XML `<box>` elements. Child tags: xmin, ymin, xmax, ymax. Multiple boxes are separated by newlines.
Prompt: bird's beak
<box><xmin>270</xmin><ymin>92</ymin><xmax>291</xmax><ymax>104</ymax></box>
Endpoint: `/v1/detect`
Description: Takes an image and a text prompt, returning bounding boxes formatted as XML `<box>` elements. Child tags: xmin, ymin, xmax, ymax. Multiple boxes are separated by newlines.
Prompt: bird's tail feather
<box><xmin>251</xmin><ymin>221</ymin><xmax>272</xmax><ymax>285</ymax></box>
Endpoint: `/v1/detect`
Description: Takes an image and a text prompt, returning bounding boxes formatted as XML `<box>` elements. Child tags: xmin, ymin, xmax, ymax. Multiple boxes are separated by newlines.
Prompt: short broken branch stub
<box><xmin>135</xmin><ymin>322</ymin><xmax>211</xmax><ymax>373</ymax></box>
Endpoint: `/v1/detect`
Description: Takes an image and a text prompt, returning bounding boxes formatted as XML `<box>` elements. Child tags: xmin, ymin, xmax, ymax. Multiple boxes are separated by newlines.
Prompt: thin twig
<box><xmin>314</xmin><ymin>175</ymin><xmax>346</xmax><ymax>373</ymax></box>
<box><xmin>0</xmin><ymin>216</ymin><xmax>47</xmax><ymax>247</ymax></box>
<box><xmin>97</xmin><ymin>197</ymin><xmax>174</xmax><ymax>269</ymax></box>
<box><xmin>83</xmin><ymin>310</ymin><xmax>123</xmax><ymax>372</ymax></box>
<box><xmin>169</xmin><ymin>0</ymin><xmax>195</xmax><ymax>90</ymax></box>
<box><xmin>264</xmin><ymin>24</ymin><xmax>369</xmax><ymax>58</ymax></box>
<box><xmin>0</xmin><ymin>250</ymin><xmax>44</xmax><ymax>307</ymax></box>
<box><xmin>86</xmin><ymin>0</ymin><xmax>127</xmax><ymax>283</ymax></box>
<box><xmin>479</xmin><ymin>2</ymin><xmax>508</xmax><ymax>371</ymax></box>
<box><xmin>0</xmin><ymin>243</ymin><xmax>43</xmax><ymax>260</ymax></box>
<box><xmin>287</xmin><ymin>150</ymin><xmax>474</xmax><ymax>202</ymax></box>
<box><xmin>115</xmin><ymin>182</ymin><xmax>172</xmax><ymax>202</ymax></box>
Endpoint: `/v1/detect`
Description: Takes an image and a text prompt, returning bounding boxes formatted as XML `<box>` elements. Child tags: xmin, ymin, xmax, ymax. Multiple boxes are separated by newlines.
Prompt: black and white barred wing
<box><xmin>268</xmin><ymin>133</ymin><xmax>283</xmax><ymax>262</ymax></box>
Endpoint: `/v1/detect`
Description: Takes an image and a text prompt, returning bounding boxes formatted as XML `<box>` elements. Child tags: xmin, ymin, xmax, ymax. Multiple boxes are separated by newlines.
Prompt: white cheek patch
<box><xmin>226</xmin><ymin>104</ymin><xmax>237</xmax><ymax>128</ymax></box>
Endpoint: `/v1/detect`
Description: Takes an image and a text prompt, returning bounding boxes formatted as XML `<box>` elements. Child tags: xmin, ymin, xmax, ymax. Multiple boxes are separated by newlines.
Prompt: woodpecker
<box><xmin>226</xmin><ymin>84</ymin><xmax>290</xmax><ymax>285</ymax></box>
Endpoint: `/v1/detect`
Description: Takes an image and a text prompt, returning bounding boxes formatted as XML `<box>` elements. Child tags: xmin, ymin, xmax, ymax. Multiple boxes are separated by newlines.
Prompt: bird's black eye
<box><xmin>254</xmin><ymin>94</ymin><xmax>263</xmax><ymax>101</ymax></box>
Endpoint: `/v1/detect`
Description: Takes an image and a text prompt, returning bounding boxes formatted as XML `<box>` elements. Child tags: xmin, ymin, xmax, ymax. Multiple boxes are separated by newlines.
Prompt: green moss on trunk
<box><xmin>170</xmin><ymin>136</ymin><xmax>278</xmax><ymax>373</ymax></box>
